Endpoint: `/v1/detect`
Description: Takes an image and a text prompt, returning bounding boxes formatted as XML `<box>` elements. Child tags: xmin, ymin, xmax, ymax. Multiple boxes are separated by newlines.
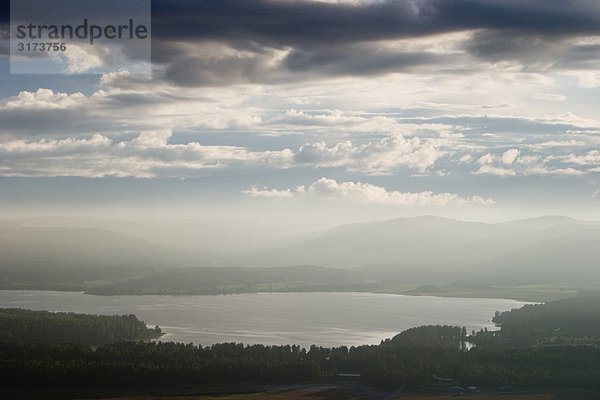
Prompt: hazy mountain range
<box><xmin>1</xmin><ymin>215</ymin><xmax>599</xmax><ymax>290</ymax></box>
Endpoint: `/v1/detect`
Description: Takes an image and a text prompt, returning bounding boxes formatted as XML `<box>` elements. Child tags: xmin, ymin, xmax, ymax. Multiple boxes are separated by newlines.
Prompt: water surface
<box><xmin>0</xmin><ymin>290</ymin><xmax>527</xmax><ymax>347</ymax></box>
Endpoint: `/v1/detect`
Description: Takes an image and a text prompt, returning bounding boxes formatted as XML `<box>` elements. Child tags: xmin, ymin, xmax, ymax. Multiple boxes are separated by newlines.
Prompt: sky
<box><xmin>0</xmin><ymin>0</ymin><xmax>599</xmax><ymax>225</ymax></box>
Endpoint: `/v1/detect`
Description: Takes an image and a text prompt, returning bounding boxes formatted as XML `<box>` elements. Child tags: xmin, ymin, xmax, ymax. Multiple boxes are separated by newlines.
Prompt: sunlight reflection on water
<box><xmin>0</xmin><ymin>290</ymin><xmax>528</xmax><ymax>347</ymax></box>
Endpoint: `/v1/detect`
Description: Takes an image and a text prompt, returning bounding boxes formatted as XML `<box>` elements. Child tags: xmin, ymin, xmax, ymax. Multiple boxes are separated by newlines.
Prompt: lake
<box><xmin>0</xmin><ymin>290</ymin><xmax>528</xmax><ymax>347</ymax></box>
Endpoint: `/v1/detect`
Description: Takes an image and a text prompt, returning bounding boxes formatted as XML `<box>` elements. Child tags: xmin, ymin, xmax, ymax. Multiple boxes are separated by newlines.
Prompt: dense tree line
<box><xmin>491</xmin><ymin>295</ymin><xmax>600</xmax><ymax>345</ymax></box>
<box><xmin>386</xmin><ymin>325</ymin><xmax>467</xmax><ymax>347</ymax></box>
<box><xmin>4</xmin><ymin>296</ymin><xmax>600</xmax><ymax>391</ymax></box>
<box><xmin>3</xmin><ymin>339</ymin><xmax>600</xmax><ymax>390</ymax></box>
<box><xmin>0</xmin><ymin>308</ymin><xmax>162</xmax><ymax>346</ymax></box>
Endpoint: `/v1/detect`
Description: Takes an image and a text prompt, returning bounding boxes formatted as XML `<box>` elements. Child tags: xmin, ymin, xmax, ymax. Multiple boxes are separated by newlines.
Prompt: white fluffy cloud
<box><xmin>501</xmin><ymin>149</ymin><xmax>520</xmax><ymax>165</ymax></box>
<box><xmin>244</xmin><ymin>177</ymin><xmax>495</xmax><ymax>206</ymax></box>
<box><xmin>474</xmin><ymin>148</ymin><xmax>590</xmax><ymax>177</ymax></box>
<box><xmin>0</xmin><ymin>87</ymin><xmax>265</xmax><ymax>136</ymax></box>
<box><xmin>243</xmin><ymin>187</ymin><xmax>297</xmax><ymax>198</ymax></box>
<box><xmin>1</xmin><ymin>69</ymin><xmax>599</xmax><ymax>186</ymax></box>
<box><xmin>1</xmin><ymin>128</ymin><xmax>595</xmax><ymax>178</ymax></box>
<box><xmin>0</xmin><ymin>130</ymin><xmax>441</xmax><ymax>177</ymax></box>
<box><xmin>0</xmin><ymin>130</ymin><xmax>293</xmax><ymax>178</ymax></box>
<box><xmin>475</xmin><ymin>152</ymin><xmax>516</xmax><ymax>176</ymax></box>
<box><xmin>294</xmin><ymin>135</ymin><xmax>440</xmax><ymax>174</ymax></box>
<box><xmin>57</xmin><ymin>44</ymin><xmax>109</xmax><ymax>73</ymax></box>
<box><xmin>2</xmin><ymin>89</ymin><xmax>86</xmax><ymax>110</ymax></box>
<box><xmin>562</xmin><ymin>150</ymin><xmax>600</xmax><ymax>166</ymax></box>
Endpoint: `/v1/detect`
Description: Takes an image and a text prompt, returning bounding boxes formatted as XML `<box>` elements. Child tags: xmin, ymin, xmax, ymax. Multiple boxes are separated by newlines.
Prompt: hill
<box><xmin>85</xmin><ymin>265</ymin><xmax>376</xmax><ymax>295</ymax></box>
<box><xmin>2</xmin><ymin>215</ymin><xmax>600</xmax><ymax>297</ymax></box>
<box><xmin>243</xmin><ymin>216</ymin><xmax>505</xmax><ymax>268</ymax></box>
<box><xmin>0</xmin><ymin>221</ymin><xmax>206</xmax><ymax>290</ymax></box>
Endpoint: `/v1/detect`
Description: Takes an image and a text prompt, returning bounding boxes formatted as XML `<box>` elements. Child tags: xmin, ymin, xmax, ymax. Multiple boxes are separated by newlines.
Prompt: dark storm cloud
<box><xmin>150</xmin><ymin>0</ymin><xmax>600</xmax><ymax>47</ymax></box>
<box><xmin>163</xmin><ymin>52</ymin><xmax>282</xmax><ymax>87</ymax></box>
<box><xmin>2</xmin><ymin>0</ymin><xmax>599</xmax><ymax>50</ymax></box>
<box><xmin>283</xmin><ymin>46</ymin><xmax>451</xmax><ymax>75</ymax></box>
<box><xmin>465</xmin><ymin>31</ymin><xmax>562</xmax><ymax>63</ymax></box>
<box><xmin>0</xmin><ymin>0</ymin><xmax>7</xmax><ymax>24</ymax></box>
<box><xmin>465</xmin><ymin>29</ymin><xmax>600</xmax><ymax>70</ymax></box>
<box><xmin>162</xmin><ymin>43</ymin><xmax>461</xmax><ymax>87</ymax></box>
<box><xmin>2</xmin><ymin>0</ymin><xmax>599</xmax><ymax>85</ymax></box>
<box><xmin>556</xmin><ymin>43</ymin><xmax>600</xmax><ymax>70</ymax></box>
<box><xmin>148</xmin><ymin>0</ymin><xmax>600</xmax><ymax>86</ymax></box>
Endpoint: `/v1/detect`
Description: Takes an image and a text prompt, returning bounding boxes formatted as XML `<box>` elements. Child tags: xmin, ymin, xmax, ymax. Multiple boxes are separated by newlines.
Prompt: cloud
<box><xmin>461</xmin><ymin>29</ymin><xmax>600</xmax><ymax>72</ymax></box>
<box><xmin>243</xmin><ymin>177</ymin><xmax>495</xmax><ymax>206</ymax></box>
<box><xmin>501</xmin><ymin>148</ymin><xmax>520</xmax><ymax>165</ymax></box>
<box><xmin>531</xmin><ymin>93</ymin><xmax>567</xmax><ymax>102</ymax></box>
<box><xmin>476</xmin><ymin>165</ymin><xmax>517</xmax><ymax>177</ymax></box>
<box><xmin>562</xmin><ymin>150</ymin><xmax>600</xmax><ymax>166</ymax></box>
<box><xmin>0</xmin><ymin>130</ymin><xmax>442</xmax><ymax>177</ymax></box>
<box><xmin>2</xmin><ymin>89</ymin><xmax>86</xmax><ymax>110</ymax></box>
<box><xmin>142</xmin><ymin>0</ymin><xmax>600</xmax><ymax>86</ymax></box>
<box><xmin>270</xmin><ymin>109</ymin><xmax>463</xmax><ymax>139</ymax></box>
<box><xmin>243</xmin><ymin>187</ymin><xmax>297</xmax><ymax>198</ymax></box>
<box><xmin>56</xmin><ymin>44</ymin><xmax>109</xmax><ymax>73</ymax></box>
<box><xmin>532</xmin><ymin>140</ymin><xmax>586</xmax><ymax>148</ymax></box>
<box><xmin>276</xmin><ymin>109</ymin><xmax>369</xmax><ymax>126</ymax></box>
<box><xmin>2</xmin><ymin>0</ymin><xmax>600</xmax><ymax>87</ymax></box>
<box><xmin>566</xmin><ymin>71</ymin><xmax>600</xmax><ymax>88</ymax></box>
<box><xmin>458</xmin><ymin>154</ymin><xmax>473</xmax><ymax>164</ymax></box>
<box><xmin>474</xmin><ymin>148</ymin><xmax>593</xmax><ymax>176</ymax></box>
<box><xmin>1</xmin><ymin>89</ymin><xmax>449</xmax><ymax>137</ymax></box>
<box><xmin>0</xmin><ymin>87</ymin><xmax>264</xmax><ymax>136</ymax></box>
<box><xmin>282</xmin><ymin>43</ymin><xmax>459</xmax><ymax>77</ymax></box>
<box><xmin>0</xmin><ymin>130</ymin><xmax>293</xmax><ymax>178</ymax></box>
<box><xmin>293</xmin><ymin>135</ymin><xmax>440</xmax><ymax>174</ymax></box>
<box><xmin>150</xmin><ymin>0</ymin><xmax>600</xmax><ymax>47</ymax></box>
<box><xmin>161</xmin><ymin>45</ymin><xmax>290</xmax><ymax>87</ymax></box>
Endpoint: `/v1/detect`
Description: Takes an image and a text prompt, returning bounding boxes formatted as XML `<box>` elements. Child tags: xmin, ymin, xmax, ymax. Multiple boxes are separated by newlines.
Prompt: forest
<box><xmin>2</xmin><ymin>332</ymin><xmax>600</xmax><ymax>391</ymax></box>
<box><xmin>2</xmin><ymin>295</ymin><xmax>600</xmax><ymax>393</ymax></box>
<box><xmin>490</xmin><ymin>295</ymin><xmax>600</xmax><ymax>345</ymax></box>
<box><xmin>0</xmin><ymin>308</ymin><xmax>162</xmax><ymax>346</ymax></box>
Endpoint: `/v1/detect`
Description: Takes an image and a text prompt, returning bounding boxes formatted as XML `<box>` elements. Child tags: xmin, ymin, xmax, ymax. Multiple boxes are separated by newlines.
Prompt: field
<box><xmin>7</xmin><ymin>385</ymin><xmax>600</xmax><ymax>400</ymax></box>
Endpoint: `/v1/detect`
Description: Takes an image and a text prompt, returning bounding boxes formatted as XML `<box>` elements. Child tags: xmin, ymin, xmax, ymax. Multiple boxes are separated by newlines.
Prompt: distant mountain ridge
<box><xmin>240</xmin><ymin>215</ymin><xmax>504</xmax><ymax>268</ymax></box>
<box><xmin>1</xmin><ymin>215</ymin><xmax>599</xmax><ymax>291</ymax></box>
<box><xmin>498</xmin><ymin>215</ymin><xmax>597</xmax><ymax>230</ymax></box>
<box><xmin>0</xmin><ymin>220</ymin><xmax>201</xmax><ymax>268</ymax></box>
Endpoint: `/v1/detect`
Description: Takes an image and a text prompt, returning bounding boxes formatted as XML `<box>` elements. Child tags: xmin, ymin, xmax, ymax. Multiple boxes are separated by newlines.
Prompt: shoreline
<box><xmin>0</xmin><ymin>286</ymin><xmax>545</xmax><ymax>302</ymax></box>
